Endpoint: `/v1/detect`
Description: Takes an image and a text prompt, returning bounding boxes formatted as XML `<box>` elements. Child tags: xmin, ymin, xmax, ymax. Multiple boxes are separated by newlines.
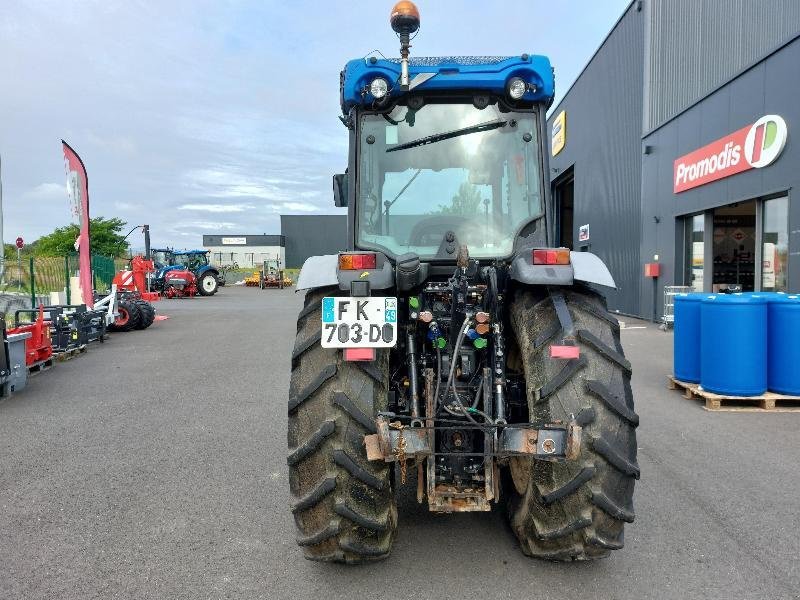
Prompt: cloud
<box><xmin>22</xmin><ymin>182</ymin><xmax>65</xmax><ymax>201</ymax></box>
<box><xmin>177</xmin><ymin>203</ymin><xmax>255</xmax><ymax>213</ymax></box>
<box><xmin>86</xmin><ymin>132</ymin><xmax>137</xmax><ymax>155</ymax></box>
<box><xmin>0</xmin><ymin>1</ymin><xmax>631</xmax><ymax>245</ymax></box>
<box><xmin>275</xmin><ymin>202</ymin><xmax>317</xmax><ymax>213</ymax></box>
<box><xmin>170</xmin><ymin>221</ymin><xmax>238</xmax><ymax>231</ymax></box>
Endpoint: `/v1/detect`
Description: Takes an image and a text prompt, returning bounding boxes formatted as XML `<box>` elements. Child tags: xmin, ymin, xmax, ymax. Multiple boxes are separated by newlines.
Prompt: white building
<box><xmin>202</xmin><ymin>234</ymin><xmax>286</xmax><ymax>268</ymax></box>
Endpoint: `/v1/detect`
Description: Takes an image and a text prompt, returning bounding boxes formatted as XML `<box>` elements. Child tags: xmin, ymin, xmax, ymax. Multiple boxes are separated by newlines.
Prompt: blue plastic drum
<box><xmin>767</xmin><ymin>294</ymin><xmax>800</xmax><ymax>395</ymax></box>
<box><xmin>673</xmin><ymin>293</ymin><xmax>704</xmax><ymax>383</ymax></box>
<box><xmin>701</xmin><ymin>293</ymin><xmax>767</xmax><ymax>396</ymax></box>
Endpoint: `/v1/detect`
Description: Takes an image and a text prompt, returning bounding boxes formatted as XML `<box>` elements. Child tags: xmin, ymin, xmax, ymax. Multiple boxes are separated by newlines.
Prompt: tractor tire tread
<box><xmin>288</xmin><ymin>288</ymin><xmax>396</xmax><ymax>564</ymax></box>
<box><xmin>296</xmin><ymin>521</ymin><xmax>340</xmax><ymax>546</ymax></box>
<box><xmin>591</xmin><ymin>490</ymin><xmax>636</xmax><ymax>523</ymax></box>
<box><xmin>332</xmin><ymin>449</ymin><xmax>385</xmax><ymax>491</ymax></box>
<box><xmin>333</xmin><ymin>391</ymin><xmax>377</xmax><ymax>434</ymax></box>
<box><xmin>291</xmin><ymin>477</ymin><xmax>337</xmax><ymax>513</ymax></box>
<box><xmin>540</xmin><ymin>465</ymin><xmax>596</xmax><ymax>506</ymax></box>
<box><xmin>133</xmin><ymin>300</ymin><xmax>156</xmax><ymax>330</ymax></box>
<box><xmin>292</xmin><ymin>329</ymin><xmax>322</xmax><ymax>367</ymax></box>
<box><xmin>576</xmin><ymin>329</ymin><xmax>632</xmax><ymax>372</ymax></box>
<box><xmin>590</xmin><ymin>435</ymin><xmax>641</xmax><ymax>479</ymax></box>
<box><xmin>586</xmin><ymin>380</ymin><xmax>640</xmax><ymax>426</ymax></box>
<box><xmin>507</xmin><ymin>286</ymin><xmax>638</xmax><ymax>561</ymax></box>
<box><xmin>531</xmin><ymin>514</ymin><xmax>593</xmax><ymax>540</ymax></box>
<box><xmin>287</xmin><ymin>364</ymin><xmax>336</xmax><ymax>413</ymax></box>
<box><xmin>538</xmin><ymin>355</ymin><xmax>587</xmax><ymax>401</ymax></box>
<box><xmin>334</xmin><ymin>501</ymin><xmax>389</xmax><ymax>532</ymax></box>
<box><xmin>287</xmin><ymin>419</ymin><xmax>336</xmax><ymax>466</ymax></box>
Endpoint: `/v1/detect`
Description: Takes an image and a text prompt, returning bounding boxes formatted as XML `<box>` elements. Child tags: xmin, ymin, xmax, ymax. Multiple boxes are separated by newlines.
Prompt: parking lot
<box><xmin>1</xmin><ymin>286</ymin><xmax>798</xmax><ymax>600</ymax></box>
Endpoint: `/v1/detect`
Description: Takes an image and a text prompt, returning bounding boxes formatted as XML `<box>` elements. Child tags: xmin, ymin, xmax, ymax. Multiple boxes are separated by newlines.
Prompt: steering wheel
<box><xmin>408</xmin><ymin>215</ymin><xmax>471</xmax><ymax>246</ymax></box>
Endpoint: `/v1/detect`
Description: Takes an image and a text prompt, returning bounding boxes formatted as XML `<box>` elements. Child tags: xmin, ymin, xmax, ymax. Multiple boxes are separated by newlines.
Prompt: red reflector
<box><xmin>550</xmin><ymin>345</ymin><xmax>580</xmax><ymax>359</ymax></box>
<box><xmin>344</xmin><ymin>348</ymin><xmax>376</xmax><ymax>361</ymax></box>
<box><xmin>339</xmin><ymin>253</ymin><xmax>377</xmax><ymax>270</ymax></box>
<box><xmin>533</xmin><ymin>248</ymin><xmax>570</xmax><ymax>265</ymax></box>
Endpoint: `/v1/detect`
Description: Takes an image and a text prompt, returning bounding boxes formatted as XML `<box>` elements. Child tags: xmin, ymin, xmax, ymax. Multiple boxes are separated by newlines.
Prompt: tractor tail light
<box><xmin>532</xmin><ymin>248</ymin><xmax>571</xmax><ymax>265</ymax></box>
<box><xmin>339</xmin><ymin>253</ymin><xmax>377</xmax><ymax>270</ymax></box>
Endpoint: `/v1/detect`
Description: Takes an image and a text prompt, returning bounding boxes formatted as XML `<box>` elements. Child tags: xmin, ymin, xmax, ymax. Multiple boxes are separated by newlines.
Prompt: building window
<box><xmin>762</xmin><ymin>196</ymin><xmax>789</xmax><ymax>292</ymax></box>
<box><xmin>685</xmin><ymin>214</ymin><xmax>704</xmax><ymax>292</ymax></box>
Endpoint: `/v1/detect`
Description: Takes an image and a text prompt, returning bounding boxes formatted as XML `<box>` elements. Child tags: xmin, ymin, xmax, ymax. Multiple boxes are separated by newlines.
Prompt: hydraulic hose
<box><xmin>441</xmin><ymin>316</ymin><xmax>479</xmax><ymax>425</ymax></box>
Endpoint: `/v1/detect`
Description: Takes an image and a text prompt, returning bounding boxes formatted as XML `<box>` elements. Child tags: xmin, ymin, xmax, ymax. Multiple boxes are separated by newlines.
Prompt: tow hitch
<box><xmin>365</xmin><ymin>415</ymin><xmax>582</xmax><ymax>463</ymax></box>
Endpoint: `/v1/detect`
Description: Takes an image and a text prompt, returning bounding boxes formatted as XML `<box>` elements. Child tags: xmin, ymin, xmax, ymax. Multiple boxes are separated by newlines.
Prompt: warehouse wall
<box><xmin>547</xmin><ymin>1</ymin><xmax>645</xmax><ymax>316</ymax></box>
<box><xmin>640</xmin><ymin>35</ymin><xmax>800</xmax><ymax>317</ymax></box>
<box><xmin>281</xmin><ymin>214</ymin><xmax>347</xmax><ymax>269</ymax></box>
<box><xmin>644</xmin><ymin>0</ymin><xmax>800</xmax><ymax>132</ymax></box>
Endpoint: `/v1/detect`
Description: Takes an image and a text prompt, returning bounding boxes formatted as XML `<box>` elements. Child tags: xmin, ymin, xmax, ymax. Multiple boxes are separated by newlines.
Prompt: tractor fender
<box><xmin>296</xmin><ymin>253</ymin><xmax>396</xmax><ymax>291</ymax></box>
<box><xmin>570</xmin><ymin>251</ymin><xmax>616</xmax><ymax>288</ymax></box>
<box><xmin>509</xmin><ymin>251</ymin><xmax>616</xmax><ymax>288</ymax></box>
<box><xmin>197</xmin><ymin>266</ymin><xmax>219</xmax><ymax>278</ymax></box>
<box><xmin>297</xmin><ymin>255</ymin><xmax>339</xmax><ymax>291</ymax></box>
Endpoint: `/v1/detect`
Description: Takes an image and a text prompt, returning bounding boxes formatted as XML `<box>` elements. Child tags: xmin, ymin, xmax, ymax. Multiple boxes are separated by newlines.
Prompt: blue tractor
<box><xmin>287</xmin><ymin>1</ymin><xmax>638</xmax><ymax>563</ymax></box>
<box><xmin>151</xmin><ymin>248</ymin><xmax>221</xmax><ymax>296</ymax></box>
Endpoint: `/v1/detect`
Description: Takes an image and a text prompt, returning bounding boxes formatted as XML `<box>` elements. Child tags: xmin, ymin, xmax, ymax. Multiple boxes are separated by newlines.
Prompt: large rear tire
<box><xmin>506</xmin><ymin>286</ymin><xmax>639</xmax><ymax>560</ymax></box>
<box><xmin>198</xmin><ymin>272</ymin><xmax>218</xmax><ymax>296</ymax></box>
<box><xmin>288</xmin><ymin>288</ymin><xmax>397</xmax><ymax>563</ymax></box>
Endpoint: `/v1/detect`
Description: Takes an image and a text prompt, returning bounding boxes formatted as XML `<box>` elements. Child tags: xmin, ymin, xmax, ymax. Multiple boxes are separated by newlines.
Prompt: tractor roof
<box><xmin>173</xmin><ymin>250</ymin><xmax>208</xmax><ymax>255</ymax></box>
<box><xmin>340</xmin><ymin>55</ymin><xmax>554</xmax><ymax>114</ymax></box>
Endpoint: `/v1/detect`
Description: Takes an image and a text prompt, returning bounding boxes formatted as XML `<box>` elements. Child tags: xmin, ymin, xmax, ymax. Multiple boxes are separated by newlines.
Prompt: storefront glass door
<box><xmin>685</xmin><ymin>214</ymin><xmax>704</xmax><ymax>291</ymax></box>
<box><xmin>762</xmin><ymin>195</ymin><xmax>789</xmax><ymax>291</ymax></box>
<box><xmin>712</xmin><ymin>201</ymin><xmax>756</xmax><ymax>292</ymax></box>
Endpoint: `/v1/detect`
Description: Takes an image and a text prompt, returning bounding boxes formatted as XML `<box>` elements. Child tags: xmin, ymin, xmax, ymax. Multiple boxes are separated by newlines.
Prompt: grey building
<box><xmin>548</xmin><ymin>0</ymin><xmax>800</xmax><ymax>319</ymax></box>
<box><xmin>202</xmin><ymin>234</ymin><xmax>285</xmax><ymax>268</ymax></box>
<box><xmin>281</xmin><ymin>214</ymin><xmax>347</xmax><ymax>269</ymax></box>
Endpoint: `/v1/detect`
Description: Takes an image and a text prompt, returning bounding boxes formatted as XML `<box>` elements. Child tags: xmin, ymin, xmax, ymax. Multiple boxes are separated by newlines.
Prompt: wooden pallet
<box><xmin>668</xmin><ymin>376</ymin><xmax>800</xmax><ymax>412</ymax></box>
<box><xmin>28</xmin><ymin>357</ymin><xmax>54</xmax><ymax>375</ymax></box>
<box><xmin>55</xmin><ymin>345</ymin><xmax>87</xmax><ymax>362</ymax></box>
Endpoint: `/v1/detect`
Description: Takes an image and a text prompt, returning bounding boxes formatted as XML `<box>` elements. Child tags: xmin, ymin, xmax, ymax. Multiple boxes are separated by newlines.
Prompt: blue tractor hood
<box><xmin>340</xmin><ymin>55</ymin><xmax>554</xmax><ymax>114</ymax></box>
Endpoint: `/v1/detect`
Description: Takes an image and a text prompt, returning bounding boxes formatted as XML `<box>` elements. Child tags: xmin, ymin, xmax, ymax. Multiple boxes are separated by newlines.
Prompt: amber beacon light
<box><xmin>390</xmin><ymin>1</ymin><xmax>421</xmax><ymax>90</ymax></box>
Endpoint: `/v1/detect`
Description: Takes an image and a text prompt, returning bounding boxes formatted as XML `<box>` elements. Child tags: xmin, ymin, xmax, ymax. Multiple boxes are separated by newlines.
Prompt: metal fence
<box><xmin>0</xmin><ymin>254</ymin><xmax>121</xmax><ymax>320</ymax></box>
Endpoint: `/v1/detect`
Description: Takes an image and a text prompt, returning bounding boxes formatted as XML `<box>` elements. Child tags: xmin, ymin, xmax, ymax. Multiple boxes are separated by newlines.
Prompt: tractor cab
<box><xmin>151</xmin><ymin>248</ymin><xmax>174</xmax><ymax>269</ymax></box>
<box><xmin>173</xmin><ymin>250</ymin><xmax>209</xmax><ymax>271</ymax></box>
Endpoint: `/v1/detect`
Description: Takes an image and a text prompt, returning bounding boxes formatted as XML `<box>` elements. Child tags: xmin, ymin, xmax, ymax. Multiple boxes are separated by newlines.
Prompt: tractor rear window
<box><xmin>357</xmin><ymin>103</ymin><xmax>543</xmax><ymax>259</ymax></box>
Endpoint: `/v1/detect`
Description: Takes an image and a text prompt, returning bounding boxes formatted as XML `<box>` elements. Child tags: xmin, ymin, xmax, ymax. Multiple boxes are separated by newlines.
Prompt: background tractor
<box><xmin>287</xmin><ymin>1</ymin><xmax>638</xmax><ymax>564</ymax></box>
<box><xmin>259</xmin><ymin>258</ymin><xmax>292</xmax><ymax>289</ymax></box>
<box><xmin>151</xmin><ymin>248</ymin><xmax>221</xmax><ymax>296</ymax></box>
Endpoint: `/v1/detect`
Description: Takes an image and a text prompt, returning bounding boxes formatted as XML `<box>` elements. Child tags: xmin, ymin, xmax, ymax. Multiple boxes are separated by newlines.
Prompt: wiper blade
<box><xmin>386</xmin><ymin>119</ymin><xmax>508</xmax><ymax>153</ymax></box>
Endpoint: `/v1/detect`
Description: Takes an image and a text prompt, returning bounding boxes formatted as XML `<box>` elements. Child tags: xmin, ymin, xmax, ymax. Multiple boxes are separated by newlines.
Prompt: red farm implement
<box><xmin>7</xmin><ymin>305</ymin><xmax>54</xmax><ymax>373</ymax></box>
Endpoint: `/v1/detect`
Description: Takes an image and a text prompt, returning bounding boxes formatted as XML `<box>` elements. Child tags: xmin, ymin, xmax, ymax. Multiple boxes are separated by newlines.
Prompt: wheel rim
<box><xmin>509</xmin><ymin>457</ymin><xmax>532</xmax><ymax>495</ymax></box>
<box><xmin>116</xmin><ymin>308</ymin><xmax>129</xmax><ymax>326</ymax></box>
<box><xmin>202</xmin><ymin>276</ymin><xmax>216</xmax><ymax>292</ymax></box>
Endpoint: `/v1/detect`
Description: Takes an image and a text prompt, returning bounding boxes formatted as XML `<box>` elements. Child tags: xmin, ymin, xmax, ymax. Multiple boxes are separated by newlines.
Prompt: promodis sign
<box><xmin>673</xmin><ymin>115</ymin><xmax>788</xmax><ymax>193</ymax></box>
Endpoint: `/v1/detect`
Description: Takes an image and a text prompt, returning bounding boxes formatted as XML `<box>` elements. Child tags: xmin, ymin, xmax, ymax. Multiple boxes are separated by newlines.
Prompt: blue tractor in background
<box><xmin>151</xmin><ymin>248</ymin><xmax>221</xmax><ymax>296</ymax></box>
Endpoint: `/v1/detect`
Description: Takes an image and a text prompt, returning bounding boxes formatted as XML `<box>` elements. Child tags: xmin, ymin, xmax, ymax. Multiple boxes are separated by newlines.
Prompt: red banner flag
<box><xmin>62</xmin><ymin>140</ymin><xmax>93</xmax><ymax>308</ymax></box>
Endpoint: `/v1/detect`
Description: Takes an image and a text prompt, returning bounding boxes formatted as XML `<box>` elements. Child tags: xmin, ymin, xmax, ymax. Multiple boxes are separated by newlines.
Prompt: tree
<box><xmin>435</xmin><ymin>182</ymin><xmax>484</xmax><ymax>216</ymax></box>
<box><xmin>34</xmin><ymin>217</ymin><xmax>130</xmax><ymax>257</ymax></box>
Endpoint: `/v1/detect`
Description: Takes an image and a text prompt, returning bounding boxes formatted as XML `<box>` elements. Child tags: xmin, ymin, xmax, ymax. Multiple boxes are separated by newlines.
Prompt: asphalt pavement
<box><xmin>1</xmin><ymin>286</ymin><xmax>798</xmax><ymax>600</ymax></box>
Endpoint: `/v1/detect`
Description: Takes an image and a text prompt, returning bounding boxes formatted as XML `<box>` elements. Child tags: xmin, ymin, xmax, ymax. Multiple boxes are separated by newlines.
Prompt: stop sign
<box><xmin>15</xmin><ymin>237</ymin><xmax>23</xmax><ymax>249</ymax></box>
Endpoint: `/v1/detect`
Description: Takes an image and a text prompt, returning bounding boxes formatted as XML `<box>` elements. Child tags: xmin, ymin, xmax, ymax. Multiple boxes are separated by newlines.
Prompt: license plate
<box><xmin>321</xmin><ymin>296</ymin><xmax>398</xmax><ymax>348</ymax></box>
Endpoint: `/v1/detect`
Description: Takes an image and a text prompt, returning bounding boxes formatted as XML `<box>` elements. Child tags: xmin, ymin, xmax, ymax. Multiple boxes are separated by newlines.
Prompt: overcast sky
<box><xmin>0</xmin><ymin>0</ymin><xmax>630</xmax><ymax>249</ymax></box>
